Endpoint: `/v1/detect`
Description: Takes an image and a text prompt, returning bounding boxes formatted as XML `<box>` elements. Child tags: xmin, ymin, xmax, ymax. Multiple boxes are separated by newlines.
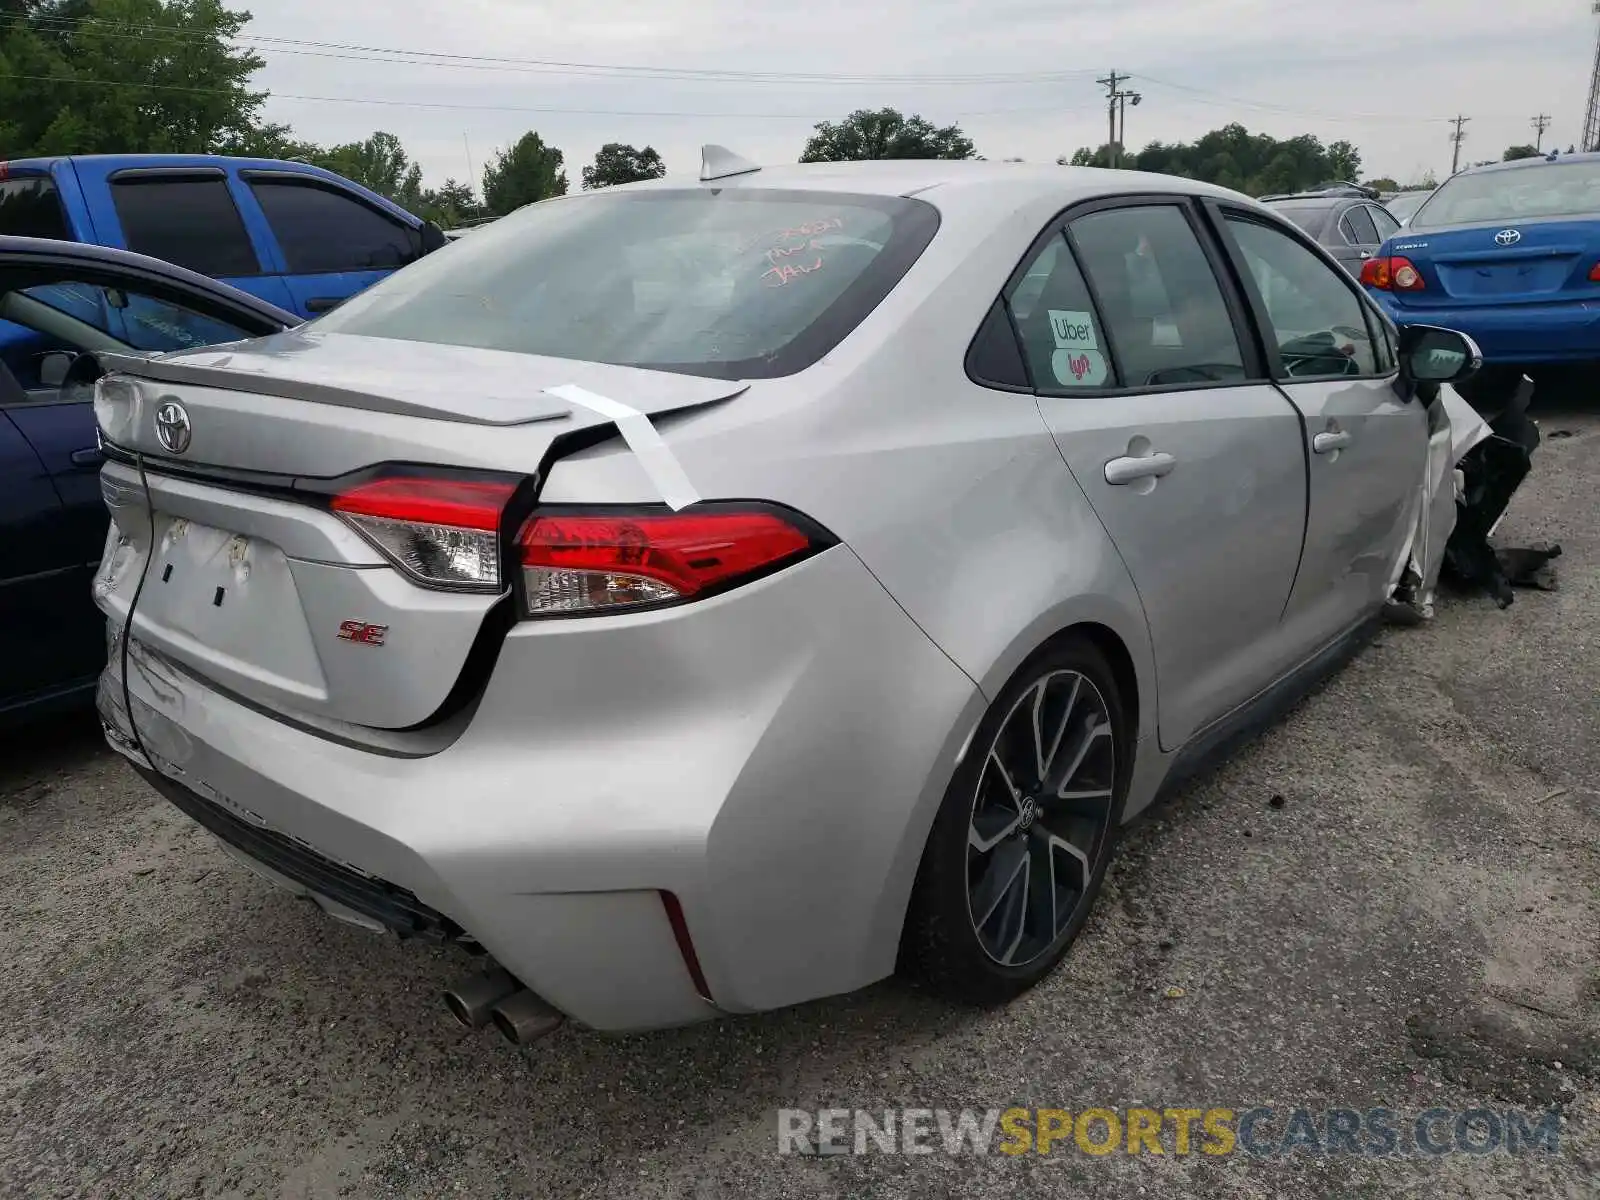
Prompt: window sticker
<box><xmin>1047</xmin><ymin>309</ymin><xmax>1109</xmax><ymax>386</ymax></box>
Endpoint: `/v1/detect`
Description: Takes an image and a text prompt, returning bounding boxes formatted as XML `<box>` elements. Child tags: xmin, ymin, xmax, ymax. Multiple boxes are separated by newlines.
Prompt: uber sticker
<box><xmin>1052</xmin><ymin>347</ymin><xmax>1109</xmax><ymax>387</ymax></box>
<box><xmin>1048</xmin><ymin>309</ymin><xmax>1099</xmax><ymax>350</ymax></box>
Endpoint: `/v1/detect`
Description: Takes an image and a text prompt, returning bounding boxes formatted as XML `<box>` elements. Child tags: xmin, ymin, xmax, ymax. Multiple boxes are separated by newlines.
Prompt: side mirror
<box><xmin>1398</xmin><ymin>324</ymin><xmax>1482</xmax><ymax>385</ymax></box>
<box><xmin>419</xmin><ymin>219</ymin><xmax>449</xmax><ymax>255</ymax></box>
<box><xmin>36</xmin><ymin>350</ymin><xmax>76</xmax><ymax>388</ymax></box>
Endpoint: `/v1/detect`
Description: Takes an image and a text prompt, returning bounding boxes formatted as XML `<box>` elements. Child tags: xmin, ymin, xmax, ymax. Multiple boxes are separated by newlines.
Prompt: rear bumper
<box><xmin>99</xmin><ymin>544</ymin><xmax>983</xmax><ymax>1033</ymax></box>
<box><xmin>1369</xmin><ymin>292</ymin><xmax>1600</xmax><ymax>364</ymax></box>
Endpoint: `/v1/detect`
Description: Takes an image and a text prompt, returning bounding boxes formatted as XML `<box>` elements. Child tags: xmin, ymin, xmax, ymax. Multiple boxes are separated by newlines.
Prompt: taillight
<box><xmin>332</xmin><ymin>476</ymin><xmax>517</xmax><ymax>590</ymax></box>
<box><xmin>1588</xmin><ymin>262</ymin><xmax>1600</xmax><ymax>282</ymax></box>
<box><xmin>515</xmin><ymin>505</ymin><xmax>826</xmax><ymax>616</ymax></box>
<box><xmin>1360</xmin><ymin>255</ymin><xmax>1424</xmax><ymax>292</ymax></box>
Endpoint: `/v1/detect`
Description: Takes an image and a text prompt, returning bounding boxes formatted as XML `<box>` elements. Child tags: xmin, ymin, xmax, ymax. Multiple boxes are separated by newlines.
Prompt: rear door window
<box><xmin>1005</xmin><ymin>232</ymin><xmax>1115</xmax><ymax>390</ymax></box>
<box><xmin>0</xmin><ymin>177</ymin><xmax>71</xmax><ymax>239</ymax></box>
<box><xmin>312</xmin><ymin>189</ymin><xmax>941</xmax><ymax>380</ymax></box>
<box><xmin>1340</xmin><ymin>205</ymin><xmax>1379</xmax><ymax>246</ymax></box>
<box><xmin>110</xmin><ymin>176</ymin><xmax>259</xmax><ymax>277</ymax></box>
<box><xmin>1068</xmin><ymin>205</ymin><xmax>1247</xmax><ymax>388</ymax></box>
<box><xmin>1368</xmin><ymin>204</ymin><xmax>1401</xmax><ymax>242</ymax></box>
<box><xmin>249</xmin><ymin>179</ymin><xmax>421</xmax><ymax>273</ymax></box>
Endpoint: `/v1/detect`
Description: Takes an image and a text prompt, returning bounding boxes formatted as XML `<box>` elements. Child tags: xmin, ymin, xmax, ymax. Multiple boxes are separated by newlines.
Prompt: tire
<box><xmin>901</xmin><ymin>635</ymin><xmax>1130</xmax><ymax>1005</ymax></box>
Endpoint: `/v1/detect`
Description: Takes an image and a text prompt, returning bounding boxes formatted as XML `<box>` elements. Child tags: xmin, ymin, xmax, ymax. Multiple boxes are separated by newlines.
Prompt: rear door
<box><xmin>241</xmin><ymin>173</ymin><xmax>423</xmax><ymax>318</ymax></box>
<box><xmin>1214</xmin><ymin>204</ymin><xmax>1425</xmax><ymax>645</ymax></box>
<box><xmin>1019</xmin><ymin>198</ymin><xmax>1309</xmax><ymax>752</ymax></box>
<box><xmin>1333</xmin><ymin>202</ymin><xmax>1380</xmax><ymax>276</ymax></box>
<box><xmin>92</xmin><ymin>166</ymin><xmax>297</xmax><ymax>313</ymax></box>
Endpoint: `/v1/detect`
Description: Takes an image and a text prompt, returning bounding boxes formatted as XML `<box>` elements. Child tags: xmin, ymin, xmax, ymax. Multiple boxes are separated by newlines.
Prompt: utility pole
<box><xmin>1096</xmin><ymin>71</ymin><xmax>1142</xmax><ymax>169</ymax></box>
<box><xmin>1532</xmin><ymin>113</ymin><xmax>1552</xmax><ymax>152</ymax></box>
<box><xmin>1448</xmin><ymin>115</ymin><xmax>1471</xmax><ymax>175</ymax></box>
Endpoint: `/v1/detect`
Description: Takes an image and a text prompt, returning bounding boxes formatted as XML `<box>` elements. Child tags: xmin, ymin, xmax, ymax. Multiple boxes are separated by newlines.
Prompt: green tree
<box><xmin>415</xmin><ymin>179</ymin><xmax>483</xmax><ymax>227</ymax></box>
<box><xmin>303</xmin><ymin>131</ymin><xmax>423</xmax><ymax>209</ymax></box>
<box><xmin>481</xmin><ymin>131</ymin><xmax>568</xmax><ymax>215</ymax></box>
<box><xmin>1062</xmin><ymin>124</ymin><xmax>1367</xmax><ymax>197</ymax></box>
<box><xmin>1326</xmin><ymin>140</ymin><xmax>1362</xmax><ymax>181</ymax></box>
<box><xmin>1365</xmin><ymin>177</ymin><xmax>1400</xmax><ymax>193</ymax></box>
<box><xmin>2</xmin><ymin>0</ymin><xmax>268</xmax><ymax>155</ymax></box>
<box><xmin>1503</xmin><ymin>144</ymin><xmax>1542</xmax><ymax>161</ymax></box>
<box><xmin>800</xmin><ymin>108</ymin><xmax>974</xmax><ymax>162</ymax></box>
<box><xmin>581</xmin><ymin>142</ymin><xmax>666</xmax><ymax>189</ymax></box>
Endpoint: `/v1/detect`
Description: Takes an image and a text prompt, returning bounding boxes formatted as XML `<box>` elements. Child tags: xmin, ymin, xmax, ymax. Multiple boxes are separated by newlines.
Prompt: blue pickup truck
<box><xmin>0</xmin><ymin>154</ymin><xmax>444</xmax><ymax>322</ymax></box>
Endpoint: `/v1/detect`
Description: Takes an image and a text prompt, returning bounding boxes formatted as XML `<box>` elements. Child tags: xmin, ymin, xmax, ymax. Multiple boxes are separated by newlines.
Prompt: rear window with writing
<box><xmin>313</xmin><ymin>189</ymin><xmax>940</xmax><ymax>380</ymax></box>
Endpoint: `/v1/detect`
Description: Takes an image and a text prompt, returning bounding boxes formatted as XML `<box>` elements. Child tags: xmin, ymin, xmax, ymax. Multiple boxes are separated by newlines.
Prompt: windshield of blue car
<box><xmin>1409</xmin><ymin>160</ymin><xmax>1600</xmax><ymax>229</ymax></box>
<box><xmin>313</xmin><ymin>188</ymin><xmax>941</xmax><ymax>380</ymax></box>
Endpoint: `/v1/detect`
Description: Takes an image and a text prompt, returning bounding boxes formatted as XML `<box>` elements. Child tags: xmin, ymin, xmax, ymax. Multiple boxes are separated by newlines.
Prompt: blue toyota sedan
<box><xmin>1361</xmin><ymin>152</ymin><xmax>1600</xmax><ymax>396</ymax></box>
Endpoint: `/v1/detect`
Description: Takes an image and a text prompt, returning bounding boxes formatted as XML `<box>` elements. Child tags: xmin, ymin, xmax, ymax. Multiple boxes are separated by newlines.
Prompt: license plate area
<box><xmin>132</xmin><ymin>514</ymin><xmax>328</xmax><ymax>699</ymax></box>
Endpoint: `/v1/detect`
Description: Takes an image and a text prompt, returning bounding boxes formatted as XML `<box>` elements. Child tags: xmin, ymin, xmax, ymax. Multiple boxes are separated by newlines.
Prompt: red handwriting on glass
<box><xmin>761</xmin><ymin>257</ymin><xmax>825</xmax><ymax>287</ymax></box>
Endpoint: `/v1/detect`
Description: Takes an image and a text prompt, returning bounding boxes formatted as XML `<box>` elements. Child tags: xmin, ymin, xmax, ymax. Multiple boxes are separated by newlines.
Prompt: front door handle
<box><xmin>305</xmin><ymin>297</ymin><xmax>344</xmax><ymax>314</ymax></box>
<box><xmin>1313</xmin><ymin>430</ymin><xmax>1352</xmax><ymax>455</ymax></box>
<box><xmin>1104</xmin><ymin>451</ymin><xmax>1176</xmax><ymax>485</ymax></box>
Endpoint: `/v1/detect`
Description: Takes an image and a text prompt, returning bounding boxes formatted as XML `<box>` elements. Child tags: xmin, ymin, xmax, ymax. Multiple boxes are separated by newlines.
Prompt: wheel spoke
<box><xmin>969</xmin><ymin>805</ymin><xmax>1021</xmax><ymax>852</ymax></box>
<box><xmin>971</xmin><ymin>838</ymin><xmax>1028</xmax><ymax>934</ymax></box>
<box><xmin>1054</xmin><ymin>787</ymin><xmax>1113</xmax><ymax>819</ymax></box>
<box><xmin>1050</xmin><ymin>718</ymin><xmax>1110</xmax><ymax>796</ymax></box>
<box><xmin>987</xmin><ymin>749</ymin><xmax>1020</xmax><ymax>801</ymax></box>
<box><xmin>1024</xmin><ymin>831</ymin><xmax>1058</xmax><ymax>950</ymax></box>
<box><xmin>1034</xmin><ymin>674</ymin><xmax>1082</xmax><ymax>783</ymax></box>
<box><xmin>1048</xmin><ymin>831</ymin><xmax>1093</xmax><ymax>896</ymax></box>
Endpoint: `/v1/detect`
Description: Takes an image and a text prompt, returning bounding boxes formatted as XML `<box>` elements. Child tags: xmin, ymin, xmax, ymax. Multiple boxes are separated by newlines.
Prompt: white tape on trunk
<box><xmin>544</xmin><ymin>384</ymin><xmax>702</xmax><ymax>511</ymax></box>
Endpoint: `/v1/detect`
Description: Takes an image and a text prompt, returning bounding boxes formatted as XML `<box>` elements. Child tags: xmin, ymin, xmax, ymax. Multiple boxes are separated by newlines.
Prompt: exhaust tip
<box><xmin>490</xmin><ymin>989</ymin><xmax>564</xmax><ymax>1046</ymax></box>
<box><xmin>442</xmin><ymin>966</ymin><xmax>519</xmax><ymax>1030</ymax></box>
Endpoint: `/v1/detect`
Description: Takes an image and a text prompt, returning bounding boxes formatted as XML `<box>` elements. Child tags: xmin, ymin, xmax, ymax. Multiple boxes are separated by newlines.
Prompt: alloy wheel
<box><xmin>965</xmin><ymin>669</ymin><xmax>1117</xmax><ymax>967</ymax></box>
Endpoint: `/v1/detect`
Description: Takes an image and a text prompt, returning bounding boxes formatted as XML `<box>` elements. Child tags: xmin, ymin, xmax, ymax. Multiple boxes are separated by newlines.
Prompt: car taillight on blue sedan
<box><xmin>1360</xmin><ymin>255</ymin><xmax>1425</xmax><ymax>292</ymax></box>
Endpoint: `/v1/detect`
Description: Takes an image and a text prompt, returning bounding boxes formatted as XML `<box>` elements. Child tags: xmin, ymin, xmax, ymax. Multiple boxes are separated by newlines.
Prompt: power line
<box><xmin>0</xmin><ymin>71</ymin><xmax>1095</xmax><ymax>121</ymax></box>
<box><xmin>3</xmin><ymin>12</ymin><xmax>1105</xmax><ymax>86</ymax></box>
<box><xmin>1532</xmin><ymin>112</ymin><xmax>1552</xmax><ymax>151</ymax></box>
<box><xmin>1130</xmin><ymin>72</ymin><xmax>1461</xmax><ymax>125</ymax></box>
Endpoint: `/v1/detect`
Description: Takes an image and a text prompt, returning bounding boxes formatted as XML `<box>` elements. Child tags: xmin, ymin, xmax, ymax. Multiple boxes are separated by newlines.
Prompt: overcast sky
<box><xmin>242</xmin><ymin>0</ymin><xmax>1597</xmax><ymax>191</ymax></box>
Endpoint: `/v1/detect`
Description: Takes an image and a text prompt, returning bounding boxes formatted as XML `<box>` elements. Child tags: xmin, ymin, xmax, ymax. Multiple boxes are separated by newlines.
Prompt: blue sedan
<box><xmin>1361</xmin><ymin>152</ymin><xmax>1600</xmax><ymax>394</ymax></box>
<box><xmin>0</xmin><ymin>237</ymin><xmax>296</xmax><ymax>726</ymax></box>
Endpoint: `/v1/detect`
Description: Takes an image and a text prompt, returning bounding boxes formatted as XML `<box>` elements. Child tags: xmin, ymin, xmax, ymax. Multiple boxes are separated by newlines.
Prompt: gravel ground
<box><xmin>2</xmin><ymin>408</ymin><xmax>1597</xmax><ymax>1200</ymax></box>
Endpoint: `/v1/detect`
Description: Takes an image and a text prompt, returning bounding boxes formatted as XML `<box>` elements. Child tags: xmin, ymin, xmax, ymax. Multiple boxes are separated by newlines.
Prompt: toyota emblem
<box><xmin>153</xmin><ymin>400</ymin><xmax>192</xmax><ymax>454</ymax></box>
<box><xmin>1494</xmin><ymin>229</ymin><xmax>1522</xmax><ymax>246</ymax></box>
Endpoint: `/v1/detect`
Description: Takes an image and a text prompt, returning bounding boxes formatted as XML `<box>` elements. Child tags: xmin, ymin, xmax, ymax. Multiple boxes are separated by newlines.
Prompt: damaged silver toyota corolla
<box><xmin>93</xmin><ymin>151</ymin><xmax>1488</xmax><ymax>1041</ymax></box>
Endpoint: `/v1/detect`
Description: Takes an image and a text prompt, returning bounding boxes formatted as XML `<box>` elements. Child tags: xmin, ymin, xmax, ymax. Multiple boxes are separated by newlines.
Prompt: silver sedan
<box><xmin>90</xmin><ymin>152</ymin><xmax>1479</xmax><ymax>1039</ymax></box>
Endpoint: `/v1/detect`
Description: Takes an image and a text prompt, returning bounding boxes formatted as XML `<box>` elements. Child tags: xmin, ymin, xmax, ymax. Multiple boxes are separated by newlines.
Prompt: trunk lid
<box><xmin>94</xmin><ymin>331</ymin><xmax>745</xmax><ymax>730</ymax></box>
<box><xmin>1386</xmin><ymin>219</ymin><xmax>1600</xmax><ymax>310</ymax></box>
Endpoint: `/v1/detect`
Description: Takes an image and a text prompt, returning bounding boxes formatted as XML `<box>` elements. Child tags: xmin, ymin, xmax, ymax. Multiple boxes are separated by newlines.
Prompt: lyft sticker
<box><xmin>1051</xmin><ymin>347</ymin><xmax>1109</xmax><ymax>386</ymax></box>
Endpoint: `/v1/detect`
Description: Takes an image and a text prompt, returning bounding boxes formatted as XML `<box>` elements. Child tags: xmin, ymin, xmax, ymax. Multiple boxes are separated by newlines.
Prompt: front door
<box><xmin>1013</xmin><ymin>201</ymin><xmax>1310</xmax><ymax>752</ymax></box>
<box><xmin>241</xmin><ymin>176</ymin><xmax>422</xmax><ymax>317</ymax></box>
<box><xmin>1216</xmin><ymin>207</ymin><xmax>1428</xmax><ymax>647</ymax></box>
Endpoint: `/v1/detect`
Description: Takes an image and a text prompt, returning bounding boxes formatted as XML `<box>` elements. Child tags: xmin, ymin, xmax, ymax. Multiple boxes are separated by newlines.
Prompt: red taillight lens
<box><xmin>1588</xmin><ymin>262</ymin><xmax>1600</xmax><ymax>282</ymax></box>
<box><xmin>332</xmin><ymin>476</ymin><xmax>517</xmax><ymax>590</ymax></box>
<box><xmin>1359</xmin><ymin>256</ymin><xmax>1424</xmax><ymax>292</ymax></box>
<box><xmin>516</xmin><ymin>507</ymin><xmax>819</xmax><ymax>616</ymax></box>
<box><xmin>1359</xmin><ymin>256</ymin><xmax>1392</xmax><ymax>289</ymax></box>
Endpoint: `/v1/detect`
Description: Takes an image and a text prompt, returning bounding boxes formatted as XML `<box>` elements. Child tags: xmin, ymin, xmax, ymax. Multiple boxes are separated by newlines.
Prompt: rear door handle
<box><xmin>70</xmin><ymin>447</ymin><xmax>104</xmax><ymax>467</ymax></box>
<box><xmin>305</xmin><ymin>297</ymin><xmax>343</xmax><ymax>313</ymax></box>
<box><xmin>1104</xmin><ymin>451</ymin><xmax>1176</xmax><ymax>485</ymax></box>
<box><xmin>1313</xmin><ymin>430</ymin><xmax>1352</xmax><ymax>455</ymax></box>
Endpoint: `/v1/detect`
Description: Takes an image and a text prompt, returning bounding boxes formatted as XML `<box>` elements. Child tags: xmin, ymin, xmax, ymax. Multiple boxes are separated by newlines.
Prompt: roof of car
<box><xmin>1459</xmin><ymin>151</ymin><xmax>1600</xmax><ymax>176</ymax></box>
<box><xmin>616</xmin><ymin>159</ymin><xmax>1253</xmax><ymax>207</ymax></box>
